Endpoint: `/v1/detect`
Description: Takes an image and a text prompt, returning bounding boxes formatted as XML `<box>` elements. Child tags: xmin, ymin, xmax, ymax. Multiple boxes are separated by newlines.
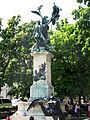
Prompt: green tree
<box><xmin>0</xmin><ymin>16</ymin><xmax>35</xmax><ymax>98</ymax></box>
<box><xmin>72</xmin><ymin>5</ymin><xmax>90</xmax><ymax>101</ymax></box>
<box><xmin>0</xmin><ymin>18</ymin><xmax>3</xmax><ymax>92</ymax></box>
<box><xmin>51</xmin><ymin>15</ymin><xmax>90</xmax><ymax>101</ymax></box>
<box><xmin>51</xmin><ymin>19</ymin><xmax>78</xmax><ymax>99</ymax></box>
<box><xmin>0</xmin><ymin>16</ymin><xmax>21</xmax><ymax>93</ymax></box>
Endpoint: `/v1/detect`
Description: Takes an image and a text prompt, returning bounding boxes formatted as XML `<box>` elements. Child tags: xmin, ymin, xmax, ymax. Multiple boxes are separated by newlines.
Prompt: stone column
<box><xmin>30</xmin><ymin>51</ymin><xmax>54</xmax><ymax>99</ymax></box>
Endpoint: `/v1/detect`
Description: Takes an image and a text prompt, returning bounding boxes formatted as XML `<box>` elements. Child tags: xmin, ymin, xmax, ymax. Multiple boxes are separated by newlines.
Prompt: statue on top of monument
<box><xmin>31</xmin><ymin>3</ymin><xmax>61</xmax><ymax>52</ymax></box>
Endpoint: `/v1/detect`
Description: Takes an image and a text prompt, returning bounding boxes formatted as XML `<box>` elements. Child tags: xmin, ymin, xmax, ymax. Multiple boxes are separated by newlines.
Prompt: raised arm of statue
<box><xmin>31</xmin><ymin>5</ymin><xmax>43</xmax><ymax>19</ymax></box>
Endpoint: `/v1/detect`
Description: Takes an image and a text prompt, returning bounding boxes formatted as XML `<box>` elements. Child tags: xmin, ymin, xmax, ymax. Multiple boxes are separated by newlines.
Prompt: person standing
<box><xmin>74</xmin><ymin>102</ymin><xmax>80</xmax><ymax>117</ymax></box>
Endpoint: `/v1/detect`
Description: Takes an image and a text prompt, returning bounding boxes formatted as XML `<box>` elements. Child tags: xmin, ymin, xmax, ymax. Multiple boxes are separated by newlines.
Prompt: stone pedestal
<box><xmin>10</xmin><ymin>114</ymin><xmax>54</xmax><ymax>120</ymax></box>
<box><xmin>10</xmin><ymin>101</ymin><xmax>54</xmax><ymax>120</ymax></box>
<box><xmin>30</xmin><ymin>80</ymin><xmax>54</xmax><ymax>99</ymax></box>
<box><xmin>30</xmin><ymin>52</ymin><xmax>54</xmax><ymax>99</ymax></box>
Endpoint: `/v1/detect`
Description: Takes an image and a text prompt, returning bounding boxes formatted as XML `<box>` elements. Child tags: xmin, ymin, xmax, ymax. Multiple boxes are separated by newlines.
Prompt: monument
<box><xmin>30</xmin><ymin>1</ymin><xmax>61</xmax><ymax>102</ymax></box>
<box><xmin>10</xmin><ymin>3</ymin><xmax>61</xmax><ymax>120</ymax></box>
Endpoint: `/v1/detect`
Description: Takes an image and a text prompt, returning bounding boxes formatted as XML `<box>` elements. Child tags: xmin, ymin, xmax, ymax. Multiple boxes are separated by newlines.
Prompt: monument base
<box><xmin>30</xmin><ymin>80</ymin><xmax>54</xmax><ymax>100</ymax></box>
<box><xmin>10</xmin><ymin>102</ymin><xmax>55</xmax><ymax>120</ymax></box>
<box><xmin>10</xmin><ymin>115</ymin><xmax>55</xmax><ymax>120</ymax></box>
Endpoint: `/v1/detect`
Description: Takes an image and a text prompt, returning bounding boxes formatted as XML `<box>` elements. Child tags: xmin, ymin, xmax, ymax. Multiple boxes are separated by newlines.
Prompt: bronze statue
<box><xmin>33</xmin><ymin>62</ymin><xmax>46</xmax><ymax>81</ymax></box>
<box><xmin>31</xmin><ymin>3</ymin><xmax>61</xmax><ymax>52</ymax></box>
<box><xmin>27</xmin><ymin>96</ymin><xmax>67</xmax><ymax>120</ymax></box>
<box><xmin>51</xmin><ymin>2</ymin><xmax>62</xmax><ymax>25</ymax></box>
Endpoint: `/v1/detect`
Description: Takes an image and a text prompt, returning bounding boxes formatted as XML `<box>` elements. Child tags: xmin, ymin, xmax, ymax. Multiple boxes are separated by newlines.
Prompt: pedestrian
<box><xmin>29</xmin><ymin>116</ymin><xmax>34</xmax><ymax>120</ymax></box>
<box><xmin>74</xmin><ymin>102</ymin><xmax>80</xmax><ymax>118</ymax></box>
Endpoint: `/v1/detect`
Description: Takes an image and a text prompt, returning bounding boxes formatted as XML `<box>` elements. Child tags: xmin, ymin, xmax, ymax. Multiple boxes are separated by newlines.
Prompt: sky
<box><xmin>0</xmin><ymin>0</ymin><xmax>80</xmax><ymax>27</ymax></box>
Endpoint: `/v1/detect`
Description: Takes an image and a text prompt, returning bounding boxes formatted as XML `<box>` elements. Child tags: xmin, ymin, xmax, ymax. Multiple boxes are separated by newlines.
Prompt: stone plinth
<box><xmin>10</xmin><ymin>115</ymin><xmax>54</xmax><ymax>120</ymax></box>
<box><xmin>10</xmin><ymin>101</ymin><xmax>54</xmax><ymax>120</ymax></box>
<box><xmin>30</xmin><ymin>52</ymin><xmax>54</xmax><ymax>99</ymax></box>
<box><xmin>31</xmin><ymin>52</ymin><xmax>54</xmax><ymax>85</ymax></box>
<box><xmin>30</xmin><ymin>80</ymin><xmax>54</xmax><ymax>99</ymax></box>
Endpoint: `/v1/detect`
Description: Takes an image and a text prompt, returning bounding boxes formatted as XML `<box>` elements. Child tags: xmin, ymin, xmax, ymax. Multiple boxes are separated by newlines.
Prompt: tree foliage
<box><xmin>51</xmin><ymin>14</ymin><xmax>90</xmax><ymax>99</ymax></box>
<box><xmin>0</xmin><ymin>16</ymin><xmax>35</xmax><ymax>98</ymax></box>
<box><xmin>51</xmin><ymin>19</ymin><xmax>79</xmax><ymax>98</ymax></box>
